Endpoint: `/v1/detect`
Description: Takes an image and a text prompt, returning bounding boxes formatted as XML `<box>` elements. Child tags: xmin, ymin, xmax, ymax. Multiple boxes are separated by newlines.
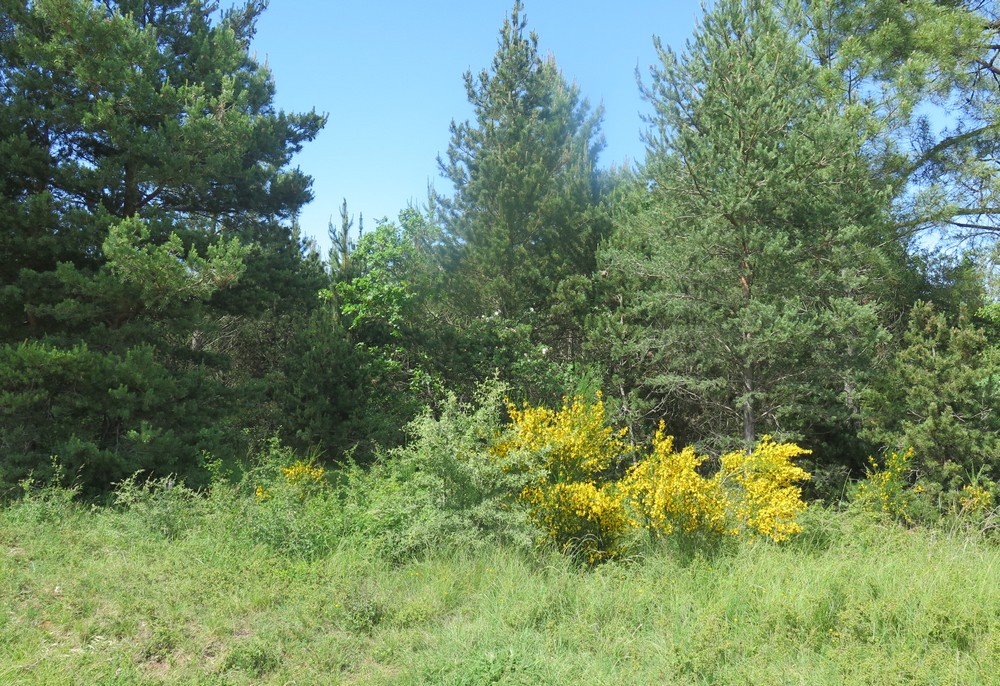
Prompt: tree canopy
<box><xmin>0</xmin><ymin>0</ymin><xmax>996</xmax><ymax>503</ymax></box>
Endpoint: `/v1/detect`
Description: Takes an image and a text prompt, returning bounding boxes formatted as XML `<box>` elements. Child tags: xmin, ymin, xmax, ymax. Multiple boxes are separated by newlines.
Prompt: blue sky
<box><xmin>250</xmin><ymin>1</ymin><xmax>703</xmax><ymax>253</ymax></box>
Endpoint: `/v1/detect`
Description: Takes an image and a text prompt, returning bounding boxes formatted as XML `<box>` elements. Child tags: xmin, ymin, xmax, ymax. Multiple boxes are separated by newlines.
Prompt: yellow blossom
<box><xmin>854</xmin><ymin>449</ymin><xmax>914</xmax><ymax>520</ymax></box>
<box><xmin>622</xmin><ymin>431</ymin><xmax>811</xmax><ymax>542</ymax></box>
<box><xmin>494</xmin><ymin>396</ymin><xmax>812</xmax><ymax>559</ymax></box>
<box><xmin>718</xmin><ymin>436</ymin><xmax>811</xmax><ymax>542</ymax></box>
<box><xmin>280</xmin><ymin>460</ymin><xmax>325</xmax><ymax>499</ymax></box>
<box><xmin>959</xmin><ymin>484</ymin><xmax>993</xmax><ymax>514</ymax></box>
<box><xmin>620</xmin><ymin>426</ymin><xmax>728</xmax><ymax>537</ymax></box>
<box><xmin>495</xmin><ymin>394</ymin><xmax>632</xmax><ymax>562</ymax></box>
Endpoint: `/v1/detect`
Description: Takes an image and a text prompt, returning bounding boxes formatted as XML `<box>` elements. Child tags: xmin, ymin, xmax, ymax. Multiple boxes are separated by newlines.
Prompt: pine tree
<box><xmin>0</xmin><ymin>0</ymin><xmax>324</xmax><ymax>492</ymax></box>
<box><xmin>862</xmin><ymin>301</ymin><xmax>1000</xmax><ymax>490</ymax></box>
<box><xmin>329</xmin><ymin>198</ymin><xmax>358</xmax><ymax>279</ymax></box>
<box><xmin>602</xmin><ymin>0</ymin><xmax>897</xmax><ymax>453</ymax></box>
<box><xmin>794</xmin><ymin>0</ymin><xmax>999</xmax><ymax>245</ymax></box>
<box><xmin>437</xmin><ymin>0</ymin><xmax>608</xmax><ymax>344</ymax></box>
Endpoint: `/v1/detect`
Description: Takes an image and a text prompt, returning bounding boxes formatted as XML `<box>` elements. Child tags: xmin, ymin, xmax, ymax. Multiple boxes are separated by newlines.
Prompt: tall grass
<box><xmin>2</xmin><ymin>479</ymin><xmax>1000</xmax><ymax>685</ymax></box>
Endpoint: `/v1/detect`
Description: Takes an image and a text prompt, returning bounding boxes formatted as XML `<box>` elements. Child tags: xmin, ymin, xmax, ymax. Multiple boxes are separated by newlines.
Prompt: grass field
<box><xmin>2</xmin><ymin>485</ymin><xmax>1000</xmax><ymax>686</ymax></box>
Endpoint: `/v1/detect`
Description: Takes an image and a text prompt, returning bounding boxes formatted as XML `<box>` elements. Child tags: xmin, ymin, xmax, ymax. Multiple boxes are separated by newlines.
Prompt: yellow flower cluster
<box><xmin>854</xmin><ymin>449</ymin><xmax>914</xmax><ymax>519</ymax></box>
<box><xmin>500</xmin><ymin>392</ymin><xmax>629</xmax><ymax>480</ymax></box>
<box><xmin>497</xmin><ymin>394</ymin><xmax>632</xmax><ymax>562</ymax></box>
<box><xmin>254</xmin><ymin>485</ymin><xmax>271</xmax><ymax>501</ymax></box>
<box><xmin>497</xmin><ymin>396</ymin><xmax>813</xmax><ymax>560</ymax></box>
<box><xmin>281</xmin><ymin>460</ymin><xmax>325</xmax><ymax>486</ymax></box>
<box><xmin>521</xmin><ymin>482</ymin><xmax>631</xmax><ymax>563</ymax></box>
<box><xmin>719</xmin><ymin>437</ymin><xmax>812</xmax><ymax>541</ymax></box>
<box><xmin>959</xmin><ymin>484</ymin><xmax>994</xmax><ymax>514</ymax></box>
<box><xmin>620</xmin><ymin>427</ymin><xmax>727</xmax><ymax>537</ymax></box>
<box><xmin>280</xmin><ymin>460</ymin><xmax>326</xmax><ymax>499</ymax></box>
<box><xmin>622</xmin><ymin>430</ymin><xmax>811</xmax><ymax>542</ymax></box>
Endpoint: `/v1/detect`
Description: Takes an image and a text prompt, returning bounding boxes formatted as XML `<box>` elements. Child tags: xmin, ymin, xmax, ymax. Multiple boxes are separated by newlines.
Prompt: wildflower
<box><xmin>281</xmin><ymin>461</ymin><xmax>325</xmax><ymax>497</ymax></box>
<box><xmin>853</xmin><ymin>449</ymin><xmax>914</xmax><ymax>520</ymax></box>
<box><xmin>959</xmin><ymin>484</ymin><xmax>993</xmax><ymax>514</ymax></box>
<box><xmin>495</xmin><ymin>394</ymin><xmax>632</xmax><ymax>562</ymax></box>
<box><xmin>718</xmin><ymin>437</ymin><xmax>811</xmax><ymax>541</ymax></box>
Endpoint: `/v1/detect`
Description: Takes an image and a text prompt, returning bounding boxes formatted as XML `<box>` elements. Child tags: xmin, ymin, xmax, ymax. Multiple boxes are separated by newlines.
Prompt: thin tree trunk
<box><xmin>123</xmin><ymin>160</ymin><xmax>139</xmax><ymax>217</ymax></box>
<box><xmin>743</xmin><ymin>363</ymin><xmax>755</xmax><ymax>444</ymax></box>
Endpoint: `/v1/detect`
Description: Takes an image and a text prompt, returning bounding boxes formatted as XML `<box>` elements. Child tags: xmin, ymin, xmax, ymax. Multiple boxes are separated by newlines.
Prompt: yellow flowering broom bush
<box><xmin>497</xmin><ymin>395</ymin><xmax>813</xmax><ymax>560</ymax></box>
<box><xmin>950</xmin><ymin>483</ymin><xmax>998</xmax><ymax>534</ymax></box>
<box><xmin>717</xmin><ymin>437</ymin><xmax>812</xmax><ymax>541</ymax></box>
<box><xmin>281</xmin><ymin>460</ymin><xmax>326</xmax><ymax>499</ymax></box>
<box><xmin>254</xmin><ymin>459</ymin><xmax>325</xmax><ymax>501</ymax></box>
<box><xmin>619</xmin><ymin>427</ymin><xmax>728</xmax><ymax>538</ymax></box>
<box><xmin>498</xmin><ymin>392</ymin><xmax>629</xmax><ymax>481</ymax></box>
<box><xmin>958</xmin><ymin>484</ymin><xmax>994</xmax><ymax>515</ymax></box>
<box><xmin>853</xmin><ymin>449</ymin><xmax>916</xmax><ymax>520</ymax></box>
<box><xmin>520</xmin><ymin>481</ymin><xmax>632</xmax><ymax>562</ymax></box>
<box><xmin>496</xmin><ymin>394</ymin><xmax>633</xmax><ymax>562</ymax></box>
<box><xmin>621</xmin><ymin>430</ymin><xmax>811</xmax><ymax>543</ymax></box>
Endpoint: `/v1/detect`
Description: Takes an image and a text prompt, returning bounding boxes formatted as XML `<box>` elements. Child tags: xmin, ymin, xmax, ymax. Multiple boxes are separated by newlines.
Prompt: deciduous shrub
<box><xmin>959</xmin><ymin>484</ymin><xmax>994</xmax><ymax>515</ymax></box>
<box><xmin>336</xmin><ymin>383</ymin><xmax>537</xmax><ymax>561</ymax></box>
<box><xmin>220</xmin><ymin>437</ymin><xmax>340</xmax><ymax>559</ymax></box>
<box><xmin>852</xmin><ymin>449</ymin><xmax>917</xmax><ymax>521</ymax></box>
<box><xmin>114</xmin><ymin>472</ymin><xmax>201</xmax><ymax>540</ymax></box>
<box><xmin>496</xmin><ymin>394</ymin><xmax>633</xmax><ymax>562</ymax></box>
<box><xmin>719</xmin><ymin>437</ymin><xmax>812</xmax><ymax>541</ymax></box>
<box><xmin>498</xmin><ymin>395</ymin><xmax>813</xmax><ymax>561</ymax></box>
<box><xmin>622</xmin><ymin>431</ymin><xmax>812</xmax><ymax>543</ymax></box>
<box><xmin>619</xmin><ymin>428</ymin><xmax>727</xmax><ymax>539</ymax></box>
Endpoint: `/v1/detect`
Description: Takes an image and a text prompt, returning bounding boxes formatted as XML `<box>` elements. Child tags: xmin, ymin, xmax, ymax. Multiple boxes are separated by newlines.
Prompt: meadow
<box><xmin>2</xmin><ymin>475</ymin><xmax>999</xmax><ymax>686</ymax></box>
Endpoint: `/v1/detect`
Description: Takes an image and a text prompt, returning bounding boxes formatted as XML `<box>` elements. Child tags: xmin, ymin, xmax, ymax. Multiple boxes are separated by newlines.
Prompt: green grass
<box><xmin>2</xmin><ymin>492</ymin><xmax>1000</xmax><ymax>685</ymax></box>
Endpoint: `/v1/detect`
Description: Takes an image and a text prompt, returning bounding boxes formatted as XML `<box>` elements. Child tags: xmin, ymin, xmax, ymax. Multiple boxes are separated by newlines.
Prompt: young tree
<box><xmin>328</xmin><ymin>198</ymin><xmax>364</xmax><ymax>283</ymax></box>
<box><xmin>437</xmin><ymin>0</ymin><xmax>608</xmax><ymax>357</ymax></box>
<box><xmin>601</xmin><ymin>0</ymin><xmax>899</xmax><ymax>454</ymax></box>
<box><xmin>862</xmin><ymin>301</ymin><xmax>1000</xmax><ymax>491</ymax></box>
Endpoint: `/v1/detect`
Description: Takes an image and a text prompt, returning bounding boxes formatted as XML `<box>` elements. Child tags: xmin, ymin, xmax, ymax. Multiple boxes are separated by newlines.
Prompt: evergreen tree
<box><xmin>287</xmin><ymin>207</ymin><xmax>450</xmax><ymax>458</ymax></box>
<box><xmin>862</xmin><ymin>301</ymin><xmax>1000</xmax><ymax>491</ymax></box>
<box><xmin>0</xmin><ymin>0</ymin><xmax>324</xmax><ymax>493</ymax></box>
<box><xmin>601</xmin><ymin>0</ymin><xmax>898</xmax><ymax>455</ymax></box>
<box><xmin>794</xmin><ymin>0</ymin><xmax>1000</xmax><ymax>246</ymax></box>
<box><xmin>437</xmin><ymin>0</ymin><xmax>608</xmax><ymax>357</ymax></box>
<box><xmin>329</xmin><ymin>198</ymin><xmax>359</xmax><ymax>280</ymax></box>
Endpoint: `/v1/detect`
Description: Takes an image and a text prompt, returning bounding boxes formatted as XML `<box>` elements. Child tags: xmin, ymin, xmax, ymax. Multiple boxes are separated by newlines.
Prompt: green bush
<box><xmin>113</xmin><ymin>472</ymin><xmax>201</xmax><ymax>540</ymax></box>
<box><xmin>210</xmin><ymin>437</ymin><xmax>341</xmax><ymax>559</ymax></box>
<box><xmin>336</xmin><ymin>382</ymin><xmax>538</xmax><ymax>561</ymax></box>
<box><xmin>4</xmin><ymin>458</ymin><xmax>80</xmax><ymax>524</ymax></box>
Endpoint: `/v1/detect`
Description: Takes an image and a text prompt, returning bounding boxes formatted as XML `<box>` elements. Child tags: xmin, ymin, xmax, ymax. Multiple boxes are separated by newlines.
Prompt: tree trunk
<box><xmin>742</xmin><ymin>363</ymin><xmax>755</xmax><ymax>444</ymax></box>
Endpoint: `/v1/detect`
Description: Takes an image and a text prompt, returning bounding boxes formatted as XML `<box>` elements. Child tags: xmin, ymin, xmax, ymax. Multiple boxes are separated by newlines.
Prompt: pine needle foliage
<box><xmin>600</xmin><ymin>0</ymin><xmax>895</xmax><ymax>453</ymax></box>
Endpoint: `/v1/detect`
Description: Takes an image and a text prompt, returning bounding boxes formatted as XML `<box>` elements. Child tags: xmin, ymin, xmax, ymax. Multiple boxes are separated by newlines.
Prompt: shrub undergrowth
<box><xmin>4</xmin><ymin>386</ymin><xmax>1000</xmax><ymax>683</ymax></box>
<box><xmin>496</xmin><ymin>394</ymin><xmax>813</xmax><ymax>562</ymax></box>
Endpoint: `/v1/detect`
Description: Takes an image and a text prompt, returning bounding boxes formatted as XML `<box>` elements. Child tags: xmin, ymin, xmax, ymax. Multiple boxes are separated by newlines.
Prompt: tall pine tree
<box><xmin>601</xmin><ymin>0</ymin><xmax>899</xmax><ymax>456</ymax></box>
<box><xmin>437</xmin><ymin>1</ymin><xmax>608</xmax><ymax>359</ymax></box>
<box><xmin>0</xmin><ymin>0</ymin><xmax>324</xmax><ymax>492</ymax></box>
